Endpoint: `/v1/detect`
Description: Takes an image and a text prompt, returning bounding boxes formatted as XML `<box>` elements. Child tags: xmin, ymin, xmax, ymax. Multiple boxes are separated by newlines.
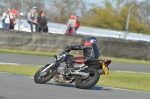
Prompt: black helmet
<box><xmin>86</xmin><ymin>37</ymin><xmax>98</xmax><ymax>43</ymax></box>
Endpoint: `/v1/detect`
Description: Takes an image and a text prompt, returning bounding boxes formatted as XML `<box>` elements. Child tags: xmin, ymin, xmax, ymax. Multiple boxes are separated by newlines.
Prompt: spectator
<box><xmin>74</xmin><ymin>14</ymin><xmax>80</xmax><ymax>32</ymax></box>
<box><xmin>27</xmin><ymin>6</ymin><xmax>38</xmax><ymax>32</ymax></box>
<box><xmin>66</xmin><ymin>14</ymin><xmax>76</xmax><ymax>34</ymax></box>
<box><xmin>2</xmin><ymin>8</ymin><xmax>13</xmax><ymax>29</ymax></box>
<box><xmin>9</xmin><ymin>10</ymin><xmax>16</xmax><ymax>29</ymax></box>
<box><xmin>37</xmin><ymin>11</ymin><xmax>48</xmax><ymax>32</ymax></box>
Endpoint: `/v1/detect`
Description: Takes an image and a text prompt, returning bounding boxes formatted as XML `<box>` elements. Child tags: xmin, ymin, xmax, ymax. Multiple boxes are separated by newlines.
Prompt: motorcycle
<box><xmin>34</xmin><ymin>46</ymin><xmax>111</xmax><ymax>89</ymax></box>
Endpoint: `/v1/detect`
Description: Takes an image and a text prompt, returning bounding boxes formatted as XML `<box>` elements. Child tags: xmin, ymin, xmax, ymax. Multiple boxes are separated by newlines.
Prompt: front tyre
<box><xmin>75</xmin><ymin>67</ymin><xmax>100</xmax><ymax>89</ymax></box>
<box><xmin>34</xmin><ymin>65</ymin><xmax>55</xmax><ymax>84</ymax></box>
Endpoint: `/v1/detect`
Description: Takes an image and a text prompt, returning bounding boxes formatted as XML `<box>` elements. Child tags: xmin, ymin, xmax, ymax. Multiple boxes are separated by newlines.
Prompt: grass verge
<box><xmin>0</xmin><ymin>49</ymin><xmax>150</xmax><ymax>65</ymax></box>
<box><xmin>99</xmin><ymin>71</ymin><xmax>150</xmax><ymax>92</ymax></box>
<box><xmin>0</xmin><ymin>49</ymin><xmax>56</xmax><ymax>57</ymax></box>
<box><xmin>0</xmin><ymin>64</ymin><xmax>150</xmax><ymax>92</ymax></box>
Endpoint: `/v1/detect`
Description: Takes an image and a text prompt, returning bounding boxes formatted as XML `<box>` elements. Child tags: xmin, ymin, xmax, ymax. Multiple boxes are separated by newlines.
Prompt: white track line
<box><xmin>1</xmin><ymin>61</ymin><xmax>150</xmax><ymax>93</ymax></box>
<box><xmin>0</xmin><ymin>62</ymin><xmax>20</xmax><ymax>65</ymax></box>
<box><xmin>1</xmin><ymin>61</ymin><xmax>150</xmax><ymax>74</ymax></box>
<box><xmin>115</xmin><ymin>70</ymin><xmax>150</xmax><ymax>74</ymax></box>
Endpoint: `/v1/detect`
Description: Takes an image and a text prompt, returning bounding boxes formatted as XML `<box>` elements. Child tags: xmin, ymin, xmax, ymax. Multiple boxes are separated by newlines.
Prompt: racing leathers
<box><xmin>65</xmin><ymin>41</ymin><xmax>100</xmax><ymax>71</ymax></box>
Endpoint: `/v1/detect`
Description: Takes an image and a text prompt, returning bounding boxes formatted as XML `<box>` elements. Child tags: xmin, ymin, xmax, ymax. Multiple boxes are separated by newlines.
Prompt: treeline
<box><xmin>0</xmin><ymin>0</ymin><xmax>150</xmax><ymax>34</ymax></box>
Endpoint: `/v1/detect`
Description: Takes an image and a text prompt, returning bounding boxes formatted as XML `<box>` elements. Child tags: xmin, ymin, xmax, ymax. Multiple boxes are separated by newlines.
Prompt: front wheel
<box><xmin>75</xmin><ymin>67</ymin><xmax>100</xmax><ymax>89</ymax></box>
<box><xmin>34</xmin><ymin>64</ymin><xmax>55</xmax><ymax>84</ymax></box>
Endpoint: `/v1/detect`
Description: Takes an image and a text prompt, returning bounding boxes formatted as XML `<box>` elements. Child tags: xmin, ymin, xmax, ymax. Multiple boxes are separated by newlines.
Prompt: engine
<box><xmin>53</xmin><ymin>62</ymin><xmax>66</xmax><ymax>81</ymax></box>
<box><xmin>57</xmin><ymin>62</ymin><xmax>66</xmax><ymax>74</ymax></box>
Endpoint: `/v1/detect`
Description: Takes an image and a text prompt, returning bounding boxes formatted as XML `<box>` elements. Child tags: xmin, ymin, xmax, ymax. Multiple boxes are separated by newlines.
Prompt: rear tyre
<box><xmin>75</xmin><ymin>67</ymin><xmax>100</xmax><ymax>89</ymax></box>
<box><xmin>34</xmin><ymin>64</ymin><xmax>55</xmax><ymax>84</ymax></box>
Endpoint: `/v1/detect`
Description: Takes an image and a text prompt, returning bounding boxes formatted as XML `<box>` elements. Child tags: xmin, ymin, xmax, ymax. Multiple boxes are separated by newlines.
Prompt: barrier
<box><xmin>0</xmin><ymin>29</ymin><xmax>150</xmax><ymax>60</ymax></box>
<box><xmin>1</xmin><ymin>17</ymin><xmax>150</xmax><ymax>43</ymax></box>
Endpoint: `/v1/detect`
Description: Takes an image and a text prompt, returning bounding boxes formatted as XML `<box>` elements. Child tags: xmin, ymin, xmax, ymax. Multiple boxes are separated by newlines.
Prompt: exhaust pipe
<box><xmin>71</xmin><ymin>66</ymin><xmax>89</xmax><ymax>76</ymax></box>
<box><xmin>72</xmin><ymin>71</ymin><xmax>89</xmax><ymax>77</ymax></box>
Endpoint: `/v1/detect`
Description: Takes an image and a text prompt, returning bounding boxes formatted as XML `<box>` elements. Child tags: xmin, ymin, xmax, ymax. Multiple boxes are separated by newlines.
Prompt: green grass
<box><xmin>0</xmin><ymin>64</ymin><xmax>150</xmax><ymax>92</ymax></box>
<box><xmin>0</xmin><ymin>49</ymin><xmax>150</xmax><ymax>65</ymax></box>
<box><xmin>0</xmin><ymin>49</ymin><xmax>56</xmax><ymax>57</ymax></box>
<box><xmin>101</xmin><ymin>56</ymin><xmax>150</xmax><ymax>65</ymax></box>
<box><xmin>99</xmin><ymin>71</ymin><xmax>150</xmax><ymax>92</ymax></box>
<box><xmin>0</xmin><ymin>64</ymin><xmax>41</xmax><ymax>76</ymax></box>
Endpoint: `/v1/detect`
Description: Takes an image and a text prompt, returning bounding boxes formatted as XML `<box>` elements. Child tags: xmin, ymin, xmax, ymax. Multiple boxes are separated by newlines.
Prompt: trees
<box><xmin>0</xmin><ymin>0</ymin><xmax>45</xmax><ymax>16</ymax></box>
<box><xmin>0</xmin><ymin>0</ymin><xmax>150</xmax><ymax>34</ymax></box>
<box><xmin>138</xmin><ymin>0</ymin><xmax>150</xmax><ymax>25</ymax></box>
<box><xmin>85</xmin><ymin>0</ymin><xmax>150</xmax><ymax>34</ymax></box>
<box><xmin>47</xmin><ymin>0</ymin><xmax>80</xmax><ymax>22</ymax></box>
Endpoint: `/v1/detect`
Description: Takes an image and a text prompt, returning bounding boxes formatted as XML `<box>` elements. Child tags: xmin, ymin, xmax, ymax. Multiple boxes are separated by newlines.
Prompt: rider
<box><xmin>65</xmin><ymin>37</ymin><xmax>100</xmax><ymax>72</ymax></box>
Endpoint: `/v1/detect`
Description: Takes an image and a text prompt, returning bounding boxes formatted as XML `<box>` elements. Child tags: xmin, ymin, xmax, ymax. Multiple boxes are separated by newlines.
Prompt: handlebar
<box><xmin>64</xmin><ymin>45</ymin><xmax>71</xmax><ymax>52</ymax></box>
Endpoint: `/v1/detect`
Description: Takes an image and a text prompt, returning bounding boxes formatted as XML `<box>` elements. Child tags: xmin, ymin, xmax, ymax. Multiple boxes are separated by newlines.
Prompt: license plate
<box><xmin>102</xmin><ymin>63</ymin><xmax>109</xmax><ymax>75</ymax></box>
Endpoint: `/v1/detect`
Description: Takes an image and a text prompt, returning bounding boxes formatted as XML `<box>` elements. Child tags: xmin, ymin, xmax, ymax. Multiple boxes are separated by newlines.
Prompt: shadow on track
<box><xmin>0</xmin><ymin>96</ymin><xmax>7</xmax><ymax>98</ymax></box>
<box><xmin>45</xmin><ymin>82</ymin><xmax>111</xmax><ymax>91</ymax></box>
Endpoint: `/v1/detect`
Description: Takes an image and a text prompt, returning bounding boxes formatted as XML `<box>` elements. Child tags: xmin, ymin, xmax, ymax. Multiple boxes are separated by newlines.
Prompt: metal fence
<box><xmin>0</xmin><ymin>17</ymin><xmax>150</xmax><ymax>42</ymax></box>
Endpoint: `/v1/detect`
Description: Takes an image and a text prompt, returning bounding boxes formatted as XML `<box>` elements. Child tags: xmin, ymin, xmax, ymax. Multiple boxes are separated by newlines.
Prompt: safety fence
<box><xmin>0</xmin><ymin>17</ymin><xmax>150</xmax><ymax>43</ymax></box>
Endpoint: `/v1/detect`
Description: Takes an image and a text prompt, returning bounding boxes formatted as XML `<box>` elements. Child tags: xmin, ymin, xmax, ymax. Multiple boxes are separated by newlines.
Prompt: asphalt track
<box><xmin>0</xmin><ymin>73</ymin><xmax>150</xmax><ymax>99</ymax></box>
<box><xmin>0</xmin><ymin>53</ymin><xmax>150</xmax><ymax>73</ymax></box>
<box><xmin>0</xmin><ymin>53</ymin><xmax>150</xmax><ymax>99</ymax></box>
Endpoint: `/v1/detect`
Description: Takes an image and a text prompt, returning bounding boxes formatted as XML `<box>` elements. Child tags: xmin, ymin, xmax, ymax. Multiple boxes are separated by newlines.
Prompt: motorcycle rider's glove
<box><xmin>65</xmin><ymin>45</ymin><xmax>71</xmax><ymax>52</ymax></box>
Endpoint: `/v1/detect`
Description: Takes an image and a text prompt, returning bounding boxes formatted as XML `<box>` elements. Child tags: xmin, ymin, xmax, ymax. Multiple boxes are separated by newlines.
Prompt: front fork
<box><xmin>41</xmin><ymin>62</ymin><xmax>55</xmax><ymax>73</ymax></box>
<box><xmin>38</xmin><ymin>62</ymin><xmax>55</xmax><ymax>78</ymax></box>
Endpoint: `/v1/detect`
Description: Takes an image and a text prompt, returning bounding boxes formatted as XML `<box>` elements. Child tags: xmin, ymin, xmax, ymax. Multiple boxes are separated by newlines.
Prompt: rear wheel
<box><xmin>34</xmin><ymin>64</ymin><xmax>55</xmax><ymax>84</ymax></box>
<box><xmin>75</xmin><ymin>67</ymin><xmax>100</xmax><ymax>89</ymax></box>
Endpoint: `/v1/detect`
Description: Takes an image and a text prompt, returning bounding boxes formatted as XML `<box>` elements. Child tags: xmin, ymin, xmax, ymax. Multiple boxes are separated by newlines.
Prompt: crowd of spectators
<box><xmin>1</xmin><ymin>6</ymin><xmax>80</xmax><ymax>34</ymax></box>
<box><xmin>27</xmin><ymin>6</ymin><xmax>48</xmax><ymax>33</ymax></box>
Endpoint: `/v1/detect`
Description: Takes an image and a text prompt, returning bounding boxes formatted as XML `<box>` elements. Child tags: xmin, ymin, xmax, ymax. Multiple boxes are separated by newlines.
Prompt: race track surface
<box><xmin>0</xmin><ymin>52</ymin><xmax>150</xmax><ymax>99</ymax></box>
<box><xmin>0</xmin><ymin>73</ymin><xmax>150</xmax><ymax>99</ymax></box>
<box><xmin>0</xmin><ymin>53</ymin><xmax>150</xmax><ymax>73</ymax></box>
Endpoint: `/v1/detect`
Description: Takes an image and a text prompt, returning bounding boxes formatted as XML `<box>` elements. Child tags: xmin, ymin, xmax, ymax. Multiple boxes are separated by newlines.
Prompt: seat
<box><xmin>74</xmin><ymin>60</ymin><xmax>86</xmax><ymax>64</ymax></box>
<box><xmin>74</xmin><ymin>56</ymin><xmax>86</xmax><ymax>64</ymax></box>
